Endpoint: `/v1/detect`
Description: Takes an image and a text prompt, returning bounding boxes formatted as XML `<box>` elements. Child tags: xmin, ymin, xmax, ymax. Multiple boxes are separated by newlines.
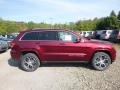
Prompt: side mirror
<box><xmin>74</xmin><ymin>38</ymin><xmax>81</xmax><ymax>43</ymax></box>
<box><xmin>87</xmin><ymin>37</ymin><xmax>91</xmax><ymax>40</ymax></box>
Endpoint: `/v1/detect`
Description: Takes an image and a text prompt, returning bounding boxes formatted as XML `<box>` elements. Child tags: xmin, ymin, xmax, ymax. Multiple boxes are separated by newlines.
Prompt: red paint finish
<box><xmin>10</xmin><ymin>29</ymin><xmax>116</xmax><ymax>63</ymax></box>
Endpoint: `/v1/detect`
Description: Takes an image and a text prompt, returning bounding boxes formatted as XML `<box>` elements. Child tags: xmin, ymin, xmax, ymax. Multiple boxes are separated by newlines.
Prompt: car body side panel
<box><xmin>10</xmin><ymin>29</ymin><xmax>116</xmax><ymax>63</ymax></box>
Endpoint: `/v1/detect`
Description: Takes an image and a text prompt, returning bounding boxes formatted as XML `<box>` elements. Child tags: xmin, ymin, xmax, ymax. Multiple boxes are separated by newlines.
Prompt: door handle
<box><xmin>59</xmin><ymin>43</ymin><xmax>65</xmax><ymax>45</ymax></box>
<box><xmin>35</xmin><ymin>42</ymin><xmax>39</xmax><ymax>44</ymax></box>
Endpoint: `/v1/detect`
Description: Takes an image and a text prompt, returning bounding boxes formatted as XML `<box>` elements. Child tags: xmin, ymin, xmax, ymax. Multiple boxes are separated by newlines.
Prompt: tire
<box><xmin>92</xmin><ymin>52</ymin><xmax>111</xmax><ymax>71</ymax></box>
<box><xmin>20</xmin><ymin>53</ymin><xmax>40</xmax><ymax>72</ymax></box>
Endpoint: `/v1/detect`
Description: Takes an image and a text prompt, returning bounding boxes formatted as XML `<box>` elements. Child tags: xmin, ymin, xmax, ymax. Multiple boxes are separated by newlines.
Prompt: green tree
<box><xmin>97</xmin><ymin>17</ymin><xmax>119</xmax><ymax>30</ymax></box>
<box><xmin>118</xmin><ymin>11</ymin><xmax>120</xmax><ymax>20</ymax></box>
<box><xmin>1</xmin><ymin>10</ymin><xmax>120</xmax><ymax>34</ymax></box>
<box><xmin>117</xmin><ymin>11</ymin><xmax>120</xmax><ymax>29</ymax></box>
<box><xmin>69</xmin><ymin>22</ymin><xmax>76</xmax><ymax>30</ymax></box>
<box><xmin>97</xmin><ymin>11</ymin><xmax>119</xmax><ymax>30</ymax></box>
<box><xmin>110</xmin><ymin>10</ymin><xmax>116</xmax><ymax>17</ymax></box>
<box><xmin>27</xmin><ymin>21</ymin><xmax>35</xmax><ymax>29</ymax></box>
<box><xmin>75</xmin><ymin>19</ymin><xmax>97</xmax><ymax>31</ymax></box>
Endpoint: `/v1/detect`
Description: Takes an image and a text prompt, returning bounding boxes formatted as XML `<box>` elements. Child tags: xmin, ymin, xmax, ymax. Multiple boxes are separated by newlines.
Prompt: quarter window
<box><xmin>21</xmin><ymin>32</ymin><xmax>38</xmax><ymax>40</ymax></box>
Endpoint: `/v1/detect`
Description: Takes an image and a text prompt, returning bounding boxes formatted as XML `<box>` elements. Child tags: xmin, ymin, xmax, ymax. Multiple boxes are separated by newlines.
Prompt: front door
<box><xmin>55</xmin><ymin>31</ymin><xmax>88</xmax><ymax>61</ymax></box>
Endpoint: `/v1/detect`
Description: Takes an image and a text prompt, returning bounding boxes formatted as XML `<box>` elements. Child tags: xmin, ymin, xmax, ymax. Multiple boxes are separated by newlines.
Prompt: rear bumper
<box><xmin>10</xmin><ymin>49</ymin><xmax>21</xmax><ymax>60</ymax></box>
<box><xmin>0</xmin><ymin>46</ymin><xmax>8</xmax><ymax>51</ymax></box>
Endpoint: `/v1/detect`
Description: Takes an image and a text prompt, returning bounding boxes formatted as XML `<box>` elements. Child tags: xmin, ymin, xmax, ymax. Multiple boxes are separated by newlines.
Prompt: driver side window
<box><xmin>58</xmin><ymin>31</ymin><xmax>77</xmax><ymax>42</ymax></box>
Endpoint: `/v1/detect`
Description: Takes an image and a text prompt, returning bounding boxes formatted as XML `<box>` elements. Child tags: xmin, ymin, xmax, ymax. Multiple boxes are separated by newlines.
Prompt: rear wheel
<box><xmin>20</xmin><ymin>53</ymin><xmax>40</xmax><ymax>72</ymax></box>
<box><xmin>92</xmin><ymin>52</ymin><xmax>111</xmax><ymax>71</ymax></box>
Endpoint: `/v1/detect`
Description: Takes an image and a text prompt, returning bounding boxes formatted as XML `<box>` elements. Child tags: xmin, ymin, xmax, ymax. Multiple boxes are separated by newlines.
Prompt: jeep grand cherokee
<box><xmin>10</xmin><ymin>29</ymin><xmax>116</xmax><ymax>72</ymax></box>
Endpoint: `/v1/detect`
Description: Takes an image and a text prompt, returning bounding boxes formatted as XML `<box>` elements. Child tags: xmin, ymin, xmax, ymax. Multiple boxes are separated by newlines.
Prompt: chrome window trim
<box><xmin>19</xmin><ymin>30</ymin><xmax>79</xmax><ymax>43</ymax></box>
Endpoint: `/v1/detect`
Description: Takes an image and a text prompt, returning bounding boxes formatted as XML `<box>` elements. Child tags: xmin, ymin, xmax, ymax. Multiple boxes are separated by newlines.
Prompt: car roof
<box><xmin>21</xmin><ymin>28</ymin><xmax>72</xmax><ymax>32</ymax></box>
<box><xmin>19</xmin><ymin>28</ymin><xmax>81</xmax><ymax>37</ymax></box>
<box><xmin>20</xmin><ymin>28</ymin><xmax>79</xmax><ymax>34</ymax></box>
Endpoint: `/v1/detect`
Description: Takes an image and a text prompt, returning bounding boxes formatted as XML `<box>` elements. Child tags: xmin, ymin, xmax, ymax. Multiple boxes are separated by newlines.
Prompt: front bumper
<box><xmin>110</xmin><ymin>47</ymin><xmax>116</xmax><ymax>62</ymax></box>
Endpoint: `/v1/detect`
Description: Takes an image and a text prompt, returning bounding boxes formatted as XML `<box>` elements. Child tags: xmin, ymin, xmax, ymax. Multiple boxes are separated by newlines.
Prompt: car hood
<box><xmin>89</xmin><ymin>39</ymin><xmax>112</xmax><ymax>45</ymax></box>
<box><xmin>83</xmin><ymin>39</ymin><xmax>113</xmax><ymax>48</ymax></box>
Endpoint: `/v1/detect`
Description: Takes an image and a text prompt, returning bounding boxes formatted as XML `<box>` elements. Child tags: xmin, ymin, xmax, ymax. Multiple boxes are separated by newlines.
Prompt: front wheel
<box><xmin>92</xmin><ymin>52</ymin><xmax>111</xmax><ymax>71</ymax></box>
<box><xmin>20</xmin><ymin>53</ymin><xmax>40</xmax><ymax>72</ymax></box>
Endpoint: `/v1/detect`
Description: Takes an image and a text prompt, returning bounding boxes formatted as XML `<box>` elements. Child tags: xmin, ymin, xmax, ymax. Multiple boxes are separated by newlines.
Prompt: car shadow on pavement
<box><xmin>0</xmin><ymin>51</ymin><xmax>7</xmax><ymax>54</ymax></box>
<box><xmin>8</xmin><ymin>58</ymin><xmax>20</xmax><ymax>67</ymax></box>
<box><xmin>41</xmin><ymin>62</ymin><xmax>94</xmax><ymax>70</ymax></box>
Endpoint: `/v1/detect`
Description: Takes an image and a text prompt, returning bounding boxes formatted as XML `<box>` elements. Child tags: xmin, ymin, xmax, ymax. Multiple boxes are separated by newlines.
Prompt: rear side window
<box><xmin>108</xmin><ymin>31</ymin><xmax>112</xmax><ymax>34</ymax></box>
<box><xmin>112</xmin><ymin>30</ymin><xmax>119</xmax><ymax>34</ymax></box>
<box><xmin>38</xmin><ymin>31</ymin><xmax>58</xmax><ymax>40</ymax></box>
<box><xmin>21</xmin><ymin>31</ymin><xmax>58</xmax><ymax>40</ymax></box>
<box><xmin>88</xmin><ymin>32</ymin><xmax>92</xmax><ymax>34</ymax></box>
<box><xmin>83</xmin><ymin>32</ymin><xmax>86</xmax><ymax>35</ymax></box>
<box><xmin>102</xmin><ymin>31</ymin><xmax>106</xmax><ymax>34</ymax></box>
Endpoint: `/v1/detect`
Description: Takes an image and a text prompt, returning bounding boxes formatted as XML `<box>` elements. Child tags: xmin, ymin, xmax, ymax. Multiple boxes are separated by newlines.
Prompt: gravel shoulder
<box><xmin>0</xmin><ymin>45</ymin><xmax>120</xmax><ymax>90</ymax></box>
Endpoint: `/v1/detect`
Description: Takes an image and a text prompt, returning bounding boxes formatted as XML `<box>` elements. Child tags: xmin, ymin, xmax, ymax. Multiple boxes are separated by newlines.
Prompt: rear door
<box><xmin>36</xmin><ymin>31</ymin><xmax>61</xmax><ymax>61</ymax></box>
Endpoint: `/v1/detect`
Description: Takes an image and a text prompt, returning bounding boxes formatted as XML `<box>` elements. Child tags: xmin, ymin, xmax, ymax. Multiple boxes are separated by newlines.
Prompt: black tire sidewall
<box><xmin>92</xmin><ymin>52</ymin><xmax>111</xmax><ymax>71</ymax></box>
<box><xmin>20</xmin><ymin>53</ymin><xmax>40</xmax><ymax>72</ymax></box>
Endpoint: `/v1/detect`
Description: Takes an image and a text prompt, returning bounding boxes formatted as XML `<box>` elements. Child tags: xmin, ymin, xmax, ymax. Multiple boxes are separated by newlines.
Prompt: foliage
<box><xmin>118</xmin><ymin>11</ymin><xmax>120</xmax><ymax>20</ymax></box>
<box><xmin>0</xmin><ymin>10</ymin><xmax>120</xmax><ymax>34</ymax></box>
<box><xmin>110</xmin><ymin>10</ymin><xmax>117</xmax><ymax>17</ymax></box>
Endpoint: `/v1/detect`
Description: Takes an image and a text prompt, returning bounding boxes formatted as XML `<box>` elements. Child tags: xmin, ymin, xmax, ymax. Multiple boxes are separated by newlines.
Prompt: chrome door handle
<box><xmin>59</xmin><ymin>43</ymin><xmax>65</xmax><ymax>45</ymax></box>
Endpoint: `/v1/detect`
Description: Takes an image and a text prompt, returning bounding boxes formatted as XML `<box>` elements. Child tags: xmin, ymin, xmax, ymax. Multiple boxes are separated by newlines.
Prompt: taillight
<box><xmin>10</xmin><ymin>42</ymin><xmax>16</xmax><ymax>47</ymax></box>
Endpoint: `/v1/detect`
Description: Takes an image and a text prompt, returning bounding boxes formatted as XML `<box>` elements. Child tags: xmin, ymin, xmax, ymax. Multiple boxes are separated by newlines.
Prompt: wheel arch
<box><xmin>90</xmin><ymin>50</ymin><xmax>112</xmax><ymax>63</ymax></box>
<box><xmin>21</xmin><ymin>50</ymin><xmax>41</xmax><ymax>62</ymax></box>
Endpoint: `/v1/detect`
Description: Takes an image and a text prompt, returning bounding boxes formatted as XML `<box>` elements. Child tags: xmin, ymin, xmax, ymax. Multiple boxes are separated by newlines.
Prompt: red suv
<box><xmin>10</xmin><ymin>29</ymin><xmax>116</xmax><ymax>72</ymax></box>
